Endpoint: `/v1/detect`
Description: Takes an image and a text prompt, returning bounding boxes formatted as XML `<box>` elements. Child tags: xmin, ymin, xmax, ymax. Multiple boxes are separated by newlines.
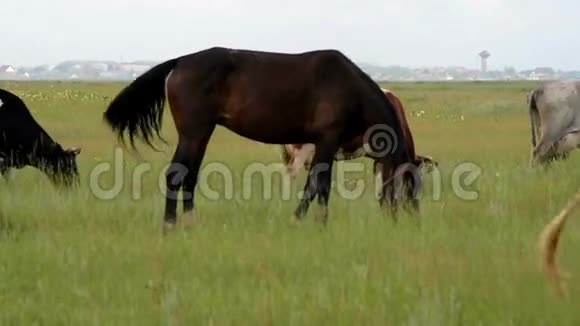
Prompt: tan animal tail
<box><xmin>538</xmin><ymin>190</ymin><xmax>580</xmax><ymax>296</ymax></box>
<box><xmin>280</xmin><ymin>145</ymin><xmax>292</xmax><ymax>166</ymax></box>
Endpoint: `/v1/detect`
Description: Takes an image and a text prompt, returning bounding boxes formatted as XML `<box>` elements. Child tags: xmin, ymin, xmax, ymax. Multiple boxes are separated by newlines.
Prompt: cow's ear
<box><xmin>66</xmin><ymin>147</ymin><xmax>81</xmax><ymax>156</ymax></box>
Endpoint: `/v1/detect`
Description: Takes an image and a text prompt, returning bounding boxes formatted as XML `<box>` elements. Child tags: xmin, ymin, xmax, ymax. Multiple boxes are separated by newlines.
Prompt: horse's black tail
<box><xmin>103</xmin><ymin>57</ymin><xmax>179</xmax><ymax>150</ymax></box>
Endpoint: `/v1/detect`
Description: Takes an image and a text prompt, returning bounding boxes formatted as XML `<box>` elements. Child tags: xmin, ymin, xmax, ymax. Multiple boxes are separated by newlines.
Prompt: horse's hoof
<box><xmin>313</xmin><ymin>206</ymin><xmax>328</xmax><ymax>224</ymax></box>
<box><xmin>315</xmin><ymin>215</ymin><xmax>328</xmax><ymax>226</ymax></box>
<box><xmin>162</xmin><ymin>222</ymin><xmax>176</xmax><ymax>235</ymax></box>
<box><xmin>315</xmin><ymin>218</ymin><xmax>328</xmax><ymax>228</ymax></box>
<box><xmin>289</xmin><ymin>214</ymin><xmax>302</xmax><ymax>226</ymax></box>
<box><xmin>182</xmin><ymin>211</ymin><xmax>198</xmax><ymax>229</ymax></box>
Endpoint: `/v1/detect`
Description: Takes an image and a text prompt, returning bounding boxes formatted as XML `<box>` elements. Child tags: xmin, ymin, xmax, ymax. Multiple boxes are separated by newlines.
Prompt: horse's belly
<box><xmin>219</xmin><ymin>117</ymin><xmax>313</xmax><ymax>144</ymax></box>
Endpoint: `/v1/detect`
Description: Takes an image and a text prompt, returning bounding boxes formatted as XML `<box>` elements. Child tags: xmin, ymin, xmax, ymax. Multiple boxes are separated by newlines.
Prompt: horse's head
<box><xmin>43</xmin><ymin>145</ymin><xmax>81</xmax><ymax>187</ymax></box>
<box><xmin>373</xmin><ymin>158</ymin><xmax>422</xmax><ymax>214</ymax></box>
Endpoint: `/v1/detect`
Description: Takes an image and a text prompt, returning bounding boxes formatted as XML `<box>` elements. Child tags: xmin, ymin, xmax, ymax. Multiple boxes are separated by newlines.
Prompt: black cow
<box><xmin>0</xmin><ymin>88</ymin><xmax>81</xmax><ymax>186</ymax></box>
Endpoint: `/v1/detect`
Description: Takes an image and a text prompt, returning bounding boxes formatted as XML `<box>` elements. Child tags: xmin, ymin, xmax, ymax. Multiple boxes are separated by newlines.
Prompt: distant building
<box><xmin>1</xmin><ymin>58</ymin><xmax>577</xmax><ymax>82</ymax></box>
<box><xmin>0</xmin><ymin>65</ymin><xmax>16</xmax><ymax>73</ymax></box>
<box><xmin>120</xmin><ymin>64</ymin><xmax>151</xmax><ymax>74</ymax></box>
<box><xmin>528</xmin><ymin>67</ymin><xmax>556</xmax><ymax>80</ymax></box>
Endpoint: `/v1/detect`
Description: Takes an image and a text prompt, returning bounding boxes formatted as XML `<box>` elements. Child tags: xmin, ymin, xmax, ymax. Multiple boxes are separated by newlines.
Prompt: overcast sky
<box><xmin>2</xmin><ymin>0</ymin><xmax>578</xmax><ymax>70</ymax></box>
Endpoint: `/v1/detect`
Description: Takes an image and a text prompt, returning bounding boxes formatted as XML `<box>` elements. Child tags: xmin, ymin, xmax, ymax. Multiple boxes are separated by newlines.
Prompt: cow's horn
<box><xmin>66</xmin><ymin>147</ymin><xmax>81</xmax><ymax>155</ymax></box>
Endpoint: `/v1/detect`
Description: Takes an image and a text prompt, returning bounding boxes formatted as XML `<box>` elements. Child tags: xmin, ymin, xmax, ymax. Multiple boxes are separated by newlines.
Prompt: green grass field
<box><xmin>2</xmin><ymin>80</ymin><xmax>580</xmax><ymax>325</ymax></box>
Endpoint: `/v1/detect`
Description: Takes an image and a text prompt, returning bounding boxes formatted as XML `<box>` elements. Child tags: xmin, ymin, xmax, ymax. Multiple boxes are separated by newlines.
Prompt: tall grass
<box><xmin>1</xmin><ymin>80</ymin><xmax>580</xmax><ymax>325</ymax></box>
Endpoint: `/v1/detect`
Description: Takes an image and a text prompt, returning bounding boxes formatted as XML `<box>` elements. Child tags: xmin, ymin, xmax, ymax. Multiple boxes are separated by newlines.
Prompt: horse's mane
<box><xmin>340</xmin><ymin>56</ymin><xmax>412</xmax><ymax>162</ymax></box>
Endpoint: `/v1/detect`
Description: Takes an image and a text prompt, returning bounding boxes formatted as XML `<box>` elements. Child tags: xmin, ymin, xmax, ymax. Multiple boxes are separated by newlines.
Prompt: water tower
<box><xmin>479</xmin><ymin>50</ymin><xmax>490</xmax><ymax>73</ymax></box>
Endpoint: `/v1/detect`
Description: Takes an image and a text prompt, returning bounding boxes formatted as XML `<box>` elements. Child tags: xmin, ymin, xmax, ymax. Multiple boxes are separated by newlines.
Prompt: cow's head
<box><xmin>416</xmin><ymin>155</ymin><xmax>438</xmax><ymax>173</ymax></box>
<box><xmin>41</xmin><ymin>144</ymin><xmax>81</xmax><ymax>187</ymax></box>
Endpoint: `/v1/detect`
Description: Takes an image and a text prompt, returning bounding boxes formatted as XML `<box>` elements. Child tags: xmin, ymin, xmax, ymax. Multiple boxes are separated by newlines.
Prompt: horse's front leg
<box><xmin>293</xmin><ymin>139</ymin><xmax>338</xmax><ymax>225</ymax></box>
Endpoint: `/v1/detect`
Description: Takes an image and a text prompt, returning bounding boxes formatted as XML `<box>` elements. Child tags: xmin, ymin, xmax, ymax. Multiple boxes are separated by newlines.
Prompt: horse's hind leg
<box><xmin>163</xmin><ymin>124</ymin><xmax>215</xmax><ymax>233</ymax></box>
<box><xmin>181</xmin><ymin>125</ymin><xmax>215</xmax><ymax>227</ymax></box>
<box><xmin>164</xmin><ymin>142</ymin><xmax>188</xmax><ymax>232</ymax></box>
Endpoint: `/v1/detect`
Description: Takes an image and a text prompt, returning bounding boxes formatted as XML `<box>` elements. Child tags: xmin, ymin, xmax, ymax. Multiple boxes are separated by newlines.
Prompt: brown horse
<box><xmin>280</xmin><ymin>88</ymin><xmax>437</xmax><ymax>181</ymax></box>
<box><xmin>103</xmin><ymin>47</ymin><xmax>422</xmax><ymax>232</ymax></box>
